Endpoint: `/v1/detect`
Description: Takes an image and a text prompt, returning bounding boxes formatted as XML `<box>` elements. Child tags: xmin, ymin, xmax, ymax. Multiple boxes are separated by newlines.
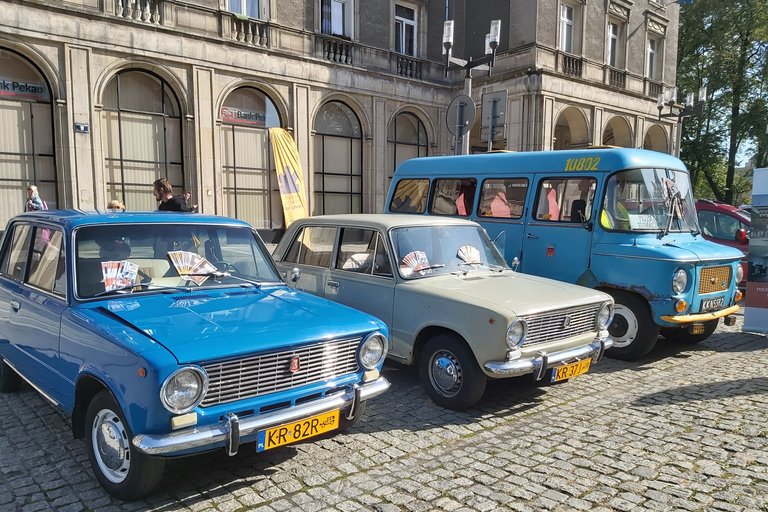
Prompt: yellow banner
<box><xmin>269</xmin><ymin>128</ymin><xmax>309</xmax><ymax>226</ymax></box>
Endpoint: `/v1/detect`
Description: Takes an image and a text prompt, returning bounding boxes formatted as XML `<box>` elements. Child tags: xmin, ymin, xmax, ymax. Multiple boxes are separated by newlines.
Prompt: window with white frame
<box><xmin>647</xmin><ymin>35</ymin><xmax>662</xmax><ymax>80</ymax></box>
<box><xmin>395</xmin><ymin>4</ymin><xmax>417</xmax><ymax>56</ymax></box>
<box><xmin>559</xmin><ymin>3</ymin><xmax>575</xmax><ymax>53</ymax></box>
<box><xmin>321</xmin><ymin>0</ymin><xmax>353</xmax><ymax>37</ymax></box>
<box><xmin>606</xmin><ymin>19</ymin><xmax>625</xmax><ymax>68</ymax></box>
<box><xmin>228</xmin><ymin>0</ymin><xmax>259</xmax><ymax>19</ymax></box>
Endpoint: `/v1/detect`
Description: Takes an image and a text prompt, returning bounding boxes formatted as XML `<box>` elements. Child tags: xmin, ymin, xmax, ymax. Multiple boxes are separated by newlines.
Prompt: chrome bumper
<box><xmin>484</xmin><ymin>336</ymin><xmax>613</xmax><ymax>380</ymax></box>
<box><xmin>132</xmin><ymin>377</ymin><xmax>390</xmax><ymax>456</ymax></box>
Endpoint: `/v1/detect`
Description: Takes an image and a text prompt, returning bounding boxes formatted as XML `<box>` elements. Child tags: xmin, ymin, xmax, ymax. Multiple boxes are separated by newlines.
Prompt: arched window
<box><xmin>313</xmin><ymin>101</ymin><xmax>362</xmax><ymax>214</ymax></box>
<box><xmin>0</xmin><ymin>49</ymin><xmax>56</xmax><ymax>227</ymax></box>
<box><xmin>388</xmin><ymin>112</ymin><xmax>427</xmax><ymax>175</ymax></box>
<box><xmin>220</xmin><ymin>87</ymin><xmax>283</xmax><ymax>242</ymax></box>
<box><xmin>101</xmin><ymin>70</ymin><xmax>183</xmax><ymax>210</ymax></box>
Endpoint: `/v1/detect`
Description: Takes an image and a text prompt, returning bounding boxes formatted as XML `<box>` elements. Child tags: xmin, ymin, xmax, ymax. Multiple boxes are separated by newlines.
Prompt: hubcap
<box><xmin>608</xmin><ymin>304</ymin><xmax>638</xmax><ymax>348</ymax></box>
<box><xmin>429</xmin><ymin>350</ymin><xmax>462</xmax><ymax>397</ymax></box>
<box><xmin>92</xmin><ymin>408</ymin><xmax>131</xmax><ymax>483</ymax></box>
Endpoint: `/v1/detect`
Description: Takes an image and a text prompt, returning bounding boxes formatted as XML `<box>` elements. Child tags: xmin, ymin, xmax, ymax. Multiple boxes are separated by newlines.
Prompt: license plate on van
<box><xmin>551</xmin><ymin>359</ymin><xmax>591</xmax><ymax>383</ymax></box>
<box><xmin>700</xmin><ymin>296</ymin><xmax>724</xmax><ymax>312</ymax></box>
<box><xmin>256</xmin><ymin>410</ymin><xmax>339</xmax><ymax>452</ymax></box>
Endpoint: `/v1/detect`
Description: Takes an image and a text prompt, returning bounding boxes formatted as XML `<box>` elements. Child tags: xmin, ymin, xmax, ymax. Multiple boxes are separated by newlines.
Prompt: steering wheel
<box><xmin>212</xmin><ymin>261</ymin><xmax>241</xmax><ymax>274</ymax></box>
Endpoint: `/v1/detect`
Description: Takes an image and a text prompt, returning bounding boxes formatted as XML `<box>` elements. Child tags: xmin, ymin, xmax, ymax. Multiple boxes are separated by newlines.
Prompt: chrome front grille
<box><xmin>521</xmin><ymin>304</ymin><xmax>600</xmax><ymax>347</ymax></box>
<box><xmin>200</xmin><ymin>336</ymin><xmax>361</xmax><ymax>407</ymax></box>
<box><xmin>699</xmin><ymin>266</ymin><xmax>731</xmax><ymax>294</ymax></box>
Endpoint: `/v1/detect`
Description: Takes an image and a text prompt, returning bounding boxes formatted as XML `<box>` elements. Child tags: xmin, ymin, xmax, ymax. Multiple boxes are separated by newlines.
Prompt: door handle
<box><xmin>327</xmin><ymin>281</ymin><xmax>340</xmax><ymax>289</ymax></box>
<box><xmin>526</xmin><ymin>233</ymin><xmax>538</xmax><ymax>239</ymax></box>
<box><xmin>10</xmin><ymin>300</ymin><xmax>21</xmax><ymax>311</ymax></box>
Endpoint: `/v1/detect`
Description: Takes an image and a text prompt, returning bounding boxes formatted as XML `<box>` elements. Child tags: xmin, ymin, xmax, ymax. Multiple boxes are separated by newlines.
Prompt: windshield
<box><xmin>75</xmin><ymin>223</ymin><xmax>282</xmax><ymax>298</ymax></box>
<box><xmin>390</xmin><ymin>225</ymin><xmax>508</xmax><ymax>279</ymax></box>
<box><xmin>600</xmin><ymin>168</ymin><xmax>699</xmax><ymax>234</ymax></box>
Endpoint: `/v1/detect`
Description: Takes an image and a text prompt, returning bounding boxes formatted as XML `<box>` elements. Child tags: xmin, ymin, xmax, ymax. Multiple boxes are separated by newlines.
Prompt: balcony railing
<box><xmin>229</xmin><ymin>14</ymin><xmax>269</xmax><ymax>48</ymax></box>
<box><xmin>647</xmin><ymin>80</ymin><xmax>663</xmax><ymax>98</ymax></box>
<box><xmin>321</xmin><ymin>36</ymin><xmax>354</xmax><ymax>65</ymax></box>
<box><xmin>608</xmin><ymin>68</ymin><xmax>626</xmax><ymax>89</ymax></box>
<box><xmin>561</xmin><ymin>54</ymin><xmax>583</xmax><ymax>78</ymax></box>
<box><xmin>396</xmin><ymin>55</ymin><xmax>422</xmax><ymax>79</ymax></box>
<box><xmin>114</xmin><ymin>0</ymin><xmax>161</xmax><ymax>23</ymax></box>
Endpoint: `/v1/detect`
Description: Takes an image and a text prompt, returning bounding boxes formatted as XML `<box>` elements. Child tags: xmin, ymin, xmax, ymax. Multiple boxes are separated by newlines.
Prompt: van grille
<box><xmin>200</xmin><ymin>336</ymin><xmax>361</xmax><ymax>407</ymax></box>
<box><xmin>521</xmin><ymin>304</ymin><xmax>600</xmax><ymax>347</ymax></box>
<box><xmin>699</xmin><ymin>266</ymin><xmax>731</xmax><ymax>295</ymax></box>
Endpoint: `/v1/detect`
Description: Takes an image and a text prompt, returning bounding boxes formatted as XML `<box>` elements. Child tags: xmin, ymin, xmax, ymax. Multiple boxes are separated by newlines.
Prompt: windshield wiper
<box><xmin>662</xmin><ymin>193</ymin><xmax>683</xmax><ymax>238</ymax></box>
<box><xmin>93</xmin><ymin>283</ymin><xmax>192</xmax><ymax>297</ymax></box>
<box><xmin>183</xmin><ymin>271</ymin><xmax>262</xmax><ymax>288</ymax></box>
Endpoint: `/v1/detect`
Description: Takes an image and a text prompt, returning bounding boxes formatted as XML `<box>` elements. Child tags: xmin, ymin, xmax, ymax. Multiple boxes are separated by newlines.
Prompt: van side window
<box><xmin>535</xmin><ymin>178</ymin><xmax>596</xmax><ymax>222</ymax></box>
<box><xmin>429</xmin><ymin>178</ymin><xmax>477</xmax><ymax>216</ymax></box>
<box><xmin>478</xmin><ymin>178</ymin><xmax>528</xmax><ymax>219</ymax></box>
<box><xmin>389</xmin><ymin>179</ymin><xmax>429</xmax><ymax>213</ymax></box>
<box><xmin>283</xmin><ymin>226</ymin><xmax>336</xmax><ymax>268</ymax></box>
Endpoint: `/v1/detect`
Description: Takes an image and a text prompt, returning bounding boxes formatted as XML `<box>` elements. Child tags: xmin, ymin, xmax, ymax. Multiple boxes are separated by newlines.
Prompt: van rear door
<box><xmin>520</xmin><ymin>175</ymin><xmax>597</xmax><ymax>284</ymax></box>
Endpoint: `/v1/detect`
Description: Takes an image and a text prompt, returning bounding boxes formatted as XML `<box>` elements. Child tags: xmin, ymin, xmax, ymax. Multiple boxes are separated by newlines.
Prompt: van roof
<box><xmin>393</xmin><ymin>148</ymin><xmax>686</xmax><ymax>178</ymax></box>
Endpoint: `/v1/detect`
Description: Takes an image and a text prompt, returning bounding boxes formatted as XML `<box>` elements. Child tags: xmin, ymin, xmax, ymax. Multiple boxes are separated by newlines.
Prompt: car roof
<box><xmin>290</xmin><ymin>214</ymin><xmax>481</xmax><ymax>231</ymax></box>
<box><xmin>7</xmin><ymin>210</ymin><xmax>252</xmax><ymax>232</ymax></box>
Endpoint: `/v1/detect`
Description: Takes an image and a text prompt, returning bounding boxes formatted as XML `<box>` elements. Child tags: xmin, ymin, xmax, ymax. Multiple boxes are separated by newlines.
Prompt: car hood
<box><xmin>402</xmin><ymin>270</ymin><xmax>610</xmax><ymax>316</ymax></box>
<box><xmin>80</xmin><ymin>286</ymin><xmax>383</xmax><ymax>364</ymax></box>
<box><xmin>595</xmin><ymin>235</ymin><xmax>744</xmax><ymax>263</ymax></box>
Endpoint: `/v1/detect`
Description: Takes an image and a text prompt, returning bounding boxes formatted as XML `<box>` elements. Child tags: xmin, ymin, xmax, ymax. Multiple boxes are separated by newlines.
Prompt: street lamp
<box><xmin>658</xmin><ymin>85</ymin><xmax>707</xmax><ymax>157</ymax></box>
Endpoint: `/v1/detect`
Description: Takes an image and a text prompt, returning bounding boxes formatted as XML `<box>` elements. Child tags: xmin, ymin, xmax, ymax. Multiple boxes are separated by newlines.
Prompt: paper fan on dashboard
<box><xmin>402</xmin><ymin>250</ymin><xmax>430</xmax><ymax>271</ymax></box>
<box><xmin>457</xmin><ymin>245</ymin><xmax>481</xmax><ymax>264</ymax></box>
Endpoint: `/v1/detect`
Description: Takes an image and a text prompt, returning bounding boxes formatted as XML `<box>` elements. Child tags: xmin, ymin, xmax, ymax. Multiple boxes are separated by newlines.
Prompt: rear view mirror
<box><xmin>735</xmin><ymin>228</ymin><xmax>748</xmax><ymax>243</ymax></box>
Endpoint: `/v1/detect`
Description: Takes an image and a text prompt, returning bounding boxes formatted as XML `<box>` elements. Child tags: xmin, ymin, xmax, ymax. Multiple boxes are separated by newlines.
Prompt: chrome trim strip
<box><xmin>132</xmin><ymin>377</ymin><xmax>390</xmax><ymax>455</ymax></box>
<box><xmin>3</xmin><ymin>359</ymin><xmax>60</xmax><ymax>407</ymax></box>
<box><xmin>592</xmin><ymin>252</ymin><xmax>740</xmax><ymax>264</ymax></box>
<box><xmin>484</xmin><ymin>337</ymin><xmax>613</xmax><ymax>377</ymax></box>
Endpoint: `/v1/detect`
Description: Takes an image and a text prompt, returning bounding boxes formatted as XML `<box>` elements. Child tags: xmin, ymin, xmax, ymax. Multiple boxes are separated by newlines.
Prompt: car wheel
<box><xmin>85</xmin><ymin>390</ymin><xmax>165</xmax><ymax>501</ymax></box>
<box><xmin>660</xmin><ymin>319</ymin><xmax>718</xmax><ymax>344</ymax></box>
<box><xmin>605</xmin><ymin>291</ymin><xmax>659</xmax><ymax>361</ymax></box>
<box><xmin>419</xmin><ymin>334</ymin><xmax>486</xmax><ymax>411</ymax></box>
<box><xmin>0</xmin><ymin>358</ymin><xmax>22</xmax><ymax>393</ymax></box>
<box><xmin>337</xmin><ymin>401</ymin><xmax>366</xmax><ymax>432</ymax></box>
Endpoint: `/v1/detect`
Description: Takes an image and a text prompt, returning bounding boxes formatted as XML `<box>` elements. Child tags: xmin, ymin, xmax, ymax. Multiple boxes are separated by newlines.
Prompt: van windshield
<box><xmin>600</xmin><ymin>168</ymin><xmax>699</xmax><ymax>234</ymax></box>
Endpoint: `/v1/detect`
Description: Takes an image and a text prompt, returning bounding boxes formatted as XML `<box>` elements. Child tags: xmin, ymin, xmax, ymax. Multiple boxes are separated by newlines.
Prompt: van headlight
<box><xmin>672</xmin><ymin>268</ymin><xmax>688</xmax><ymax>294</ymax></box>
<box><xmin>597</xmin><ymin>302</ymin><xmax>614</xmax><ymax>330</ymax></box>
<box><xmin>735</xmin><ymin>264</ymin><xmax>744</xmax><ymax>284</ymax></box>
<box><xmin>506</xmin><ymin>319</ymin><xmax>527</xmax><ymax>349</ymax></box>
<box><xmin>359</xmin><ymin>332</ymin><xmax>388</xmax><ymax>370</ymax></box>
<box><xmin>161</xmin><ymin>367</ymin><xmax>208</xmax><ymax>414</ymax></box>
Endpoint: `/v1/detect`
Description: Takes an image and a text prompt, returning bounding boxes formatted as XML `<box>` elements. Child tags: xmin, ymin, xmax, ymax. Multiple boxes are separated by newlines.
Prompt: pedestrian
<box><xmin>181</xmin><ymin>189</ymin><xmax>198</xmax><ymax>212</ymax></box>
<box><xmin>25</xmin><ymin>185</ymin><xmax>47</xmax><ymax>212</ymax></box>
<box><xmin>108</xmin><ymin>199</ymin><xmax>126</xmax><ymax>211</ymax></box>
<box><xmin>153</xmin><ymin>178</ymin><xmax>193</xmax><ymax>212</ymax></box>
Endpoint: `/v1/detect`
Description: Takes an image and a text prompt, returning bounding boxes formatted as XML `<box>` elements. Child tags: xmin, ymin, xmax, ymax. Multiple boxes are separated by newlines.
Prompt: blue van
<box><xmin>385</xmin><ymin>148</ymin><xmax>744</xmax><ymax>361</ymax></box>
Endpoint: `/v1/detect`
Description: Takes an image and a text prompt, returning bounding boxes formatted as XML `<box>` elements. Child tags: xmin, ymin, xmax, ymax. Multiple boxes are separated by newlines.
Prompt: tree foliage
<box><xmin>677</xmin><ymin>0</ymin><xmax>768</xmax><ymax>203</ymax></box>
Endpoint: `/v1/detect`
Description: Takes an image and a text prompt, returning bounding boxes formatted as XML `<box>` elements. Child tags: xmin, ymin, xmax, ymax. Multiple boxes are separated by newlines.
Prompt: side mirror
<box><xmin>510</xmin><ymin>256</ymin><xmax>520</xmax><ymax>272</ymax></box>
<box><xmin>289</xmin><ymin>267</ymin><xmax>301</xmax><ymax>284</ymax></box>
<box><xmin>735</xmin><ymin>228</ymin><xmax>748</xmax><ymax>243</ymax></box>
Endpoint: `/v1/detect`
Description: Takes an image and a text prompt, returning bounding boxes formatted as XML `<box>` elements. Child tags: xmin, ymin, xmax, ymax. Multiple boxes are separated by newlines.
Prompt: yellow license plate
<box><xmin>256</xmin><ymin>410</ymin><xmax>340</xmax><ymax>452</ymax></box>
<box><xmin>551</xmin><ymin>359</ymin><xmax>591</xmax><ymax>383</ymax></box>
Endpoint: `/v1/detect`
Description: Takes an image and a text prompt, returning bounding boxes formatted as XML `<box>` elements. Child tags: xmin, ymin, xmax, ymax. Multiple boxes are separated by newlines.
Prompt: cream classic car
<box><xmin>273</xmin><ymin>214</ymin><xmax>614</xmax><ymax>410</ymax></box>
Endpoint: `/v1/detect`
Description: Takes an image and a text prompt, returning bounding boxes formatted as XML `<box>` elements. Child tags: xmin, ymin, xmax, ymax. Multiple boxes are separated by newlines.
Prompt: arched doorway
<box><xmin>0</xmin><ymin>48</ymin><xmax>56</xmax><ymax>227</ymax></box>
<box><xmin>553</xmin><ymin>107</ymin><xmax>590</xmax><ymax>150</ymax></box>
<box><xmin>101</xmin><ymin>69</ymin><xmax>184</xmax><ymax>211</ymax></box>
<box><xmin>313</xmin><ymin>101</ymin><xmax>363</xmax><ymax>215</ymax></box>
<box><xmin>388</xmin><ymin>112</ymin><xmax>428</xmax><ymax>175</ymax></box>
<box><xmin>220</xmin><ymin>87</ymin><xmax>283</xmax><ymax>242</ymax></box>
<box><xmin>643</xmin><ymin>124</ymin><xmax>668</xmax><ymax>153</ymax></box>
<box><xmin>602</xmin><ymin>116</ymin><xmax>632</xmax><ymax>147</ymax></box>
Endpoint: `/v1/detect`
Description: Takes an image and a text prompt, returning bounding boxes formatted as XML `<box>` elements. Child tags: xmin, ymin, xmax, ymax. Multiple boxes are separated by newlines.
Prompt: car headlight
<box><xmin>735</xmin><ymin>264</ymin><xmax>744</xmax><ymax>284</ymax></box>
<box><xmin>359</xmin><ymin>332</ymin><xmax>388</xmax><ymax>370</ymax></box>
<box><xmin>597</xmin><ymin>302</ymin><xmax>614</xmax><ymax>330</ymax></box>
<box><xmin>672</xmin><ymin>268</ymin><xmax>688</xmax><ymax>294</ymax></box>
<box><xmin>506</xmin><ymin>319</ymin><xmax>527</xmax><ymax>349</ymax></box>
<box><xmin>160</xmin><ymin>367</ymin><xmax>208</xmax><ymax>414</ymax></box>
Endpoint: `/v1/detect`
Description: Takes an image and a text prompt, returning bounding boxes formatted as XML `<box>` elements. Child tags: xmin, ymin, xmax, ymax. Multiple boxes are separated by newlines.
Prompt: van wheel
<box><xmin>419</xmin><ymin>334</ymin><xmax>486</xmax><ymax>411</ymax></box>
<box><xmin>605</xmin><ymin>291</ymin><xmax>659</xmax><ymax>361</ymax></box>
<box><xmin>85</xmin><ymin>390</ymin><xmax>165</xmax><ymax>501</ymax></box>
<box><xmin>0</xmin><ymin>358</ymin><xmax>22</xmax><ymax>393</ymax></box>
<box><xmin>660</xmin><ymin>320</ymin><xmax>718</xmax><ymax>344</ymax></box>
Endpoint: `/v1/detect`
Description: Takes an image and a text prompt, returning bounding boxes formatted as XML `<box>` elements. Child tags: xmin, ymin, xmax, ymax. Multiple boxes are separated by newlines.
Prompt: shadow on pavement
<box><xmin>632</xmin><ymin>376</ymin><xmax>768</xmax><ymax>406</ymax></box>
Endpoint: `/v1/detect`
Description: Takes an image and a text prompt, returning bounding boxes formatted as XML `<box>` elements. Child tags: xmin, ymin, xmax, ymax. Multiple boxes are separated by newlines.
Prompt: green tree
<box><xmin>677</xmin><ymin>0</ymin><xmax>768</xmax><ymax>203</ymax></box>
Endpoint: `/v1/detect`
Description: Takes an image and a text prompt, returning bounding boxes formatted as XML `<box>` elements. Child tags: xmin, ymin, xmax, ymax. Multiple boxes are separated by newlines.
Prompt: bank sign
<box><xmin>221</xmin><ymin>106</ymin><xmax>266</xmax><ymax>126</ymax></box>
<box><xmin>0</xmin><ymin>78</ymin><xmax>49</xmax><ymax>101</ymax></box>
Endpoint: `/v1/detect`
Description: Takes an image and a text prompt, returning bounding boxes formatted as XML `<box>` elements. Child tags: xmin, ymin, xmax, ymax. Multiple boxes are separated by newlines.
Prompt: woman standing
<box><xmin>25</xmin><ymin>185</ymin><xmax>47</xmax><ymax>212</ymax></box>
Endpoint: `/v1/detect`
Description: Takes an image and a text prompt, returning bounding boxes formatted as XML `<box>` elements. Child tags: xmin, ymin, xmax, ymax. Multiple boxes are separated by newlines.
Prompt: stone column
<box><xmin>193</xmin><ymin>66</ymin><xmax>216</xmax><ymax>214</ymax></box>
<box><xmin>65</xmin><ymin>45</ymin><xmax>96</xmax><ymax>209</ymax></box>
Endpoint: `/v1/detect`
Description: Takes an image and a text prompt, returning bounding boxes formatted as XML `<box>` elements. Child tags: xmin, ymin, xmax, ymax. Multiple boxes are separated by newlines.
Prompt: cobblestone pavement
<box><xmin>1</xmin><ymin>309</ymin><xmax>767</xmax><ymax>512</ymax></box>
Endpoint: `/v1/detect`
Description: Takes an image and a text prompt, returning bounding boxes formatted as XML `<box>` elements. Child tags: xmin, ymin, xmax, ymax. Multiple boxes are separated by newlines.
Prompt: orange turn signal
<box><xmin>735</xmin><ymin>291</ymin><xmax>743</xmax><ymax>302</ymax></box>
<box><xmin>675</xmin><ymin>300</ymin><xmax>687</xmax><ymax>313</ymax></box>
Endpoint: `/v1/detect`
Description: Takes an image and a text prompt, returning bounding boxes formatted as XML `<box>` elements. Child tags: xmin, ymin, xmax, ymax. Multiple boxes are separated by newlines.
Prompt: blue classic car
<box><xmin>0</xmin><ymin>211</ymin><xmax>390</xmax><ymax>500</ymax></box>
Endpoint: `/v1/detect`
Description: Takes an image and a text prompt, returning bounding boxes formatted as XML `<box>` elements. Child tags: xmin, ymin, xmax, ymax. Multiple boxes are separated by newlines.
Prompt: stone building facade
<box><xmin>0</xmin><ymin>0</ymin><xmax>680</xmax><ymax>241</ymax></box>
